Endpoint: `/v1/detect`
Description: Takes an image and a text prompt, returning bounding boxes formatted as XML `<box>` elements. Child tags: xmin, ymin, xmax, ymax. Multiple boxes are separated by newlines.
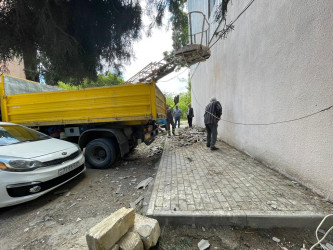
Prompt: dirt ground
<box><xmin>0</xmin><ymin>133</ymin><xmax>330</xmax><ymax>250</ymax></box>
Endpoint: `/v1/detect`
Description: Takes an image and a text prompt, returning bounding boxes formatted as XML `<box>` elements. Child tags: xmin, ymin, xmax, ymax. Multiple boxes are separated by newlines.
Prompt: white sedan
<box><xmin>0</xmin><ymin>122</ymin><xmax>85</xmax><ymax>208</ymax></box>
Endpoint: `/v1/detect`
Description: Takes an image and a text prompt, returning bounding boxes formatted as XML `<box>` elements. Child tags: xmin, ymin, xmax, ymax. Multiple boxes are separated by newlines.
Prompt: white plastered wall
<box><xmin>189</xmin><ymin>0</ymin><xmax>333</xmax><ymax>200</ymax></box>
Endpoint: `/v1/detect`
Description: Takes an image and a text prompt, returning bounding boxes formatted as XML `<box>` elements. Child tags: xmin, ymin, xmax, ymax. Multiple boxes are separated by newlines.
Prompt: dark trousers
<box><xmin>205</xmin><ymin>123</ymin><xmax>218</xmax><ymax>148</ymax></box>
<box><xmin>174</xmin><ymin>117</ymin><xmax>180</xmax><ymax>128</ymax></box>
<box><xmin>187</xmin><ymin>115</ymin><xmax>193</xmax><ymax>127</ymax></box>
<box><xmin>166</xmin><ymin>120</ymin><xmax>175</xmax><ymax>132</ymax></box>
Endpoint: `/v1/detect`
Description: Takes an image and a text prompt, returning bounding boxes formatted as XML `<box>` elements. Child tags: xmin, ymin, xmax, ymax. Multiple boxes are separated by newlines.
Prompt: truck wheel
<box><xmin>85</xmin><ymin>138</ymin><xmax>117</xmax><ymax>169</ymax></box>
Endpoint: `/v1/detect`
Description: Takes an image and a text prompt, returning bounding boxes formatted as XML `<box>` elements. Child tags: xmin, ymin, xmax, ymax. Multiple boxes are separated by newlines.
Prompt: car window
<box><xmin>0</xmin><ymin>125</ymin><xmax>50</xmax><ymax>146</ymax></box>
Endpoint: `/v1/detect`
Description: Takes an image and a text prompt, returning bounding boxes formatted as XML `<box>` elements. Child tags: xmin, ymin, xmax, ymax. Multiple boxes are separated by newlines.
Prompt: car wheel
<box><xmin>85</xmin><ymin>138</ymin><xmax>117</xmax><ymax>169</ymax></box>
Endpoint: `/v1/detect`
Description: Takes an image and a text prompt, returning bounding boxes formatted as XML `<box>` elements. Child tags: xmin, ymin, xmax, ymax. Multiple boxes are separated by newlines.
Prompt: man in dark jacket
<box><xmin>187</xmin><ymin>104</ymin><xmax>194</xmax><ymax>128</ymax></box>
<box><xmin>204</xmin><ymin>97</ymin><xmax>222</xmax><ymax>150</ymax></box>
<box><xmin>166</xmin><ymin>105</ymin><xmax>175</xmax><ymax>136</ymax></box>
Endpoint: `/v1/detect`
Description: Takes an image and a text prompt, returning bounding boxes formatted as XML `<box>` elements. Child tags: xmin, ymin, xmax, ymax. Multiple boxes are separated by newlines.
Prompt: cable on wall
<box><xmin>158</xmin><ymin>68</ymin><xmax>188</xmax><ymax>82</ymax></box>
<box><xmin>191</xmin><ymin>86</ymin><xmax>332</xmax><ymax>126</ymax></box>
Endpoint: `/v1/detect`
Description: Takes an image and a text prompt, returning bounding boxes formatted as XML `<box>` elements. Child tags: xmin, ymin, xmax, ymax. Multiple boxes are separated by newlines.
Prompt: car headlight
<box><xmin>0</xmin><ymin>157</ymin><xmax>44</xmax><ymax>172</ymax></box>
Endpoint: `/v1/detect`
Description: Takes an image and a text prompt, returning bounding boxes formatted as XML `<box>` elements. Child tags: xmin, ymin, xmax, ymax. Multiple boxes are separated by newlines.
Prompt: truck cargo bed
<box><xmin>0</xmin><ymin>75</ymin><xmax>166</xmax><ymax>126</ymax></box>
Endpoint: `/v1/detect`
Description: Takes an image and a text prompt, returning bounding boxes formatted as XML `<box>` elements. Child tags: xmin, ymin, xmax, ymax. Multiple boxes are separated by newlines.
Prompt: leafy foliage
<box><xmin>0</xmin><ymin>0</ymin><xmax>142</xmax><ymax>84</ymax></box>
<box><xmin>164</xmin><ymin>78</ymin><xmax>191</xmax><ymax>119</ymax></box>
<box><xmin>58</xmin><ymin>72</ymin><xmax>124</xmax><ymax>90</ymax></box>
<box><xmin>148</xmin><ymin>0</ymin><xmax>231</xmax><ymax>58</ymax></box>
<box><xmin>214</xmin><ymin>0</ymin><xmax>231</xmax><ymax>23</ymax></box>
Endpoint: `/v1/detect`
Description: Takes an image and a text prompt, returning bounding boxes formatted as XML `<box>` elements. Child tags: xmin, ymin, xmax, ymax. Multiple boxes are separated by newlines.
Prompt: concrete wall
<box><xmin>188</xmin><ymin>0</ymin><xmax>333</xmax><ymax>200</ymax></box>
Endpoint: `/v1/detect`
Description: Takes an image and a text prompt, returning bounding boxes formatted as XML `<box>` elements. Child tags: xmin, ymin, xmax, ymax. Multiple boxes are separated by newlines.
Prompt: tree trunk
<box><xmin>22</xmin><ymin>45</ymin><xmax>40</xmax><ymax>82</ymax></box>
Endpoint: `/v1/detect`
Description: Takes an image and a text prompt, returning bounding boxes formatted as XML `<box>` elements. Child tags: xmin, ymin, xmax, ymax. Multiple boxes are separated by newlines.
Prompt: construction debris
<box><xmin>86</xmin><ymin>208</ymin><xmax>160</xmax><ymax>250</ymax></box>
<box><xmin>86</xmin><ymin>207</ymin><xmax>135</xmax><ymax>250</ymax></box>
<box><xmin>130</xmin><ymin>196</ymin><xmax>144</xmax><ymax>209</ymax></box>
<box><xmin>272</xmin><ymin>237</ymin><xmax>281</xmax><ymax>243</ymax></box>
<box><xmin>130</xmin><ymin>214</ymin><xmax>161</xmax><ymax>250</ymax></box>
<box><xmin>198</xmin><ymin>239</ymin><xmax>210</xmax><ymax>250</ymax></box>
<box><xmin>147</xmin><ymin>146</ymin><xmax>163</xmax><ymax>158</ymax></box>
<box><xmin>168</xmin><ymin>127</ymin><xmax>206</xmax><ymax>148</ymax></box>
<box><xmin>118</xmin><ymin>232</ymin><xmax>143</xmax><ymax>250</ymax></box>
<box><xmin>136</xmin><ymin>177</ymin><xmax>154</xmax><ymax>190</ymax></box>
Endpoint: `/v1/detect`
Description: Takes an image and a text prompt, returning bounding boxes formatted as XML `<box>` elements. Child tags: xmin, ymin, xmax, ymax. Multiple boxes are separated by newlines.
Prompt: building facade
<box><xmin>188</xmin><ymin>0</ymin><xmax>333</xmax><ymax>200</ymax></box>
<box><xmin>5</xmin><ymin>57</ymin><xmax>26</xmax><ymax>79</ymax></box>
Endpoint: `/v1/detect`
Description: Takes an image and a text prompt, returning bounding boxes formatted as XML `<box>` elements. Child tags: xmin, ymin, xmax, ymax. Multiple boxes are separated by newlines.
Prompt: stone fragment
<box><xmin>198</xmin><ymin>239</ymin><xmax>210</xmax><ymax>250</ymax></box>
<box><xmin>118</xmin><ymin>232</ymin><xmax>143</xmax><ymax>250</ymax></box>
<box><xmin>130</xmin><ymin>214</ymin><xmax>160</xmax><ymax>249</ymax></box>
<box><xmin>72</xmin><ymin>229</ymin><xmax>79</xmax><ymax>235</ymax></box>
<box><xmin>68</xmin><ymin>202</ymin><xmax>77</xmax><ymax>209</ymax></box>
<box><xmin>116</xmin><ymin>186</ymin><xmax>122</xmax><ymax>194</ymax></box>
<box><xmin>272</xmin><ymin>237</ymin><xmax>280</xmax><ymax>243</ymax></box>
<box><xmin>130</xmin><ymin>196</ymin><xmax>144</xmax><ymax>209</ymax></box>
<box><xmin>86</xmin><ymin>207</ymin><xmax>135</xmax><ymax>250</ymax></box>
<box><xmin>136</xmin><ymin>177</ymin><xmax>153</xmax><ymax>189</ymax></box>
<box><xmin>119</xmin><ymin>176</ymin><xmax>131</xmax><ymax>180</ymax></box>
<box><xmin>271</xmin><ymin>204</ymin><xmax>277</xmax><ymax>209</ymax></box>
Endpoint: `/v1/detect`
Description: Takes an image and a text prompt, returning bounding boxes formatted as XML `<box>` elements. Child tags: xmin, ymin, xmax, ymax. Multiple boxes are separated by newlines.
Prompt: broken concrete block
<box><xmin>86</xmin><ymin>207</ymin><xmax>135</xmax><ymax>250</ymax></box>
<box><xmin>130</xmin><ymin>196</ymin><xmax>144</xmax><ymax>209</ymax></box>
<box><xmin>136</xmin><ymin>177</ymin><xmax>153</xmax><ymax>189</ymax></box>
<box><xmin>118</xmin><ymin>232</ymin><xmax>143</xmax><ymax>250</ymax></box>
<box><xmin>130</xmin><ymin>214</ymin><xmax>160</xmax><ymax>250</ymax></box>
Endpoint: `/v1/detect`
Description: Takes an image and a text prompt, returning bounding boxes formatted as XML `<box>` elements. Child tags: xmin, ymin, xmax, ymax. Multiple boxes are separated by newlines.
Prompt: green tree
<box><xmin>147</xmin><ymin>0</ymin><xmax>231</xmax><ymax>52</ymax></box>
<box><xmin>58</xmin><ymin>72</ymin><xmax>124</xmax><ymax>90</ymax></box>
<box><xmin>164</xmin><ymin>78</ymin><xmax>191</xmax><ymax>120</ymax></box>
<box><xmin>0</xmin><ymin>0</ymin><xmax>142</xmax><ymax>84</ymax></box>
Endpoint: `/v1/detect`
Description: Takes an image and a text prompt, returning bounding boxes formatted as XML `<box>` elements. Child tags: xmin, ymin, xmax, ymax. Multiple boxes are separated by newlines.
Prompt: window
<box><xmin>208</xmin><ymin>0</ymin><xmax>216</xmax><ymax>18</ymax></box>
<box><xmin>0</xmin><ymin>125</ymin><xmax>50</xmax><ymax>146</ymax></box>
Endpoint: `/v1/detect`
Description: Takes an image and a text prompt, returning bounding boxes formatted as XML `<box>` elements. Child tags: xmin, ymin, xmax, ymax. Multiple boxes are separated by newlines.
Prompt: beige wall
<box><xmin>189</xmin><ymin>0</ymin><xmax>333</xmax><ymax>200</ymax></box>
<box><xmin>6</xmin><ymin>57</ymin><xmax>26</xmax><ymax>79</ymax></box>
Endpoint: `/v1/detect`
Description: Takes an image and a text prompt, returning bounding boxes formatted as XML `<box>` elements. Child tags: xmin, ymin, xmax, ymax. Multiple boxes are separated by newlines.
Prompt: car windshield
<box><xmin>0</xmin><ymin>125</ymin><xmax>50</xmax><ymax>146</ymax></box>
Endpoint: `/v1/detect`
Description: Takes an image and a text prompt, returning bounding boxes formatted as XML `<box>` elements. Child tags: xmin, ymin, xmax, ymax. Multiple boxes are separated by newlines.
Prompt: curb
<box><xmin>147</xmin><ymin>210</ymin><xmax>333</xmax><ymax>229</ymax></box>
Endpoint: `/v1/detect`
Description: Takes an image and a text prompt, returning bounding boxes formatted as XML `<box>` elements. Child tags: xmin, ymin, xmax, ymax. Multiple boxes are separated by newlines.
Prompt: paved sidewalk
<box><xmin>147</xmin><ymin>136</ymin><xmax>333</xmax><ymax>228</ymax></box>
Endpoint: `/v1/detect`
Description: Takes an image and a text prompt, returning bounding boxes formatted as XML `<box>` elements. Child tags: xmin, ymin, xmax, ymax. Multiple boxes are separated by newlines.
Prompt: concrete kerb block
<box><xmin>118</xmin><ymin>231</ymin><xmax>143</xmax><ymax>250</ymax></box>
<box><xmin>150</xmin><ymin>211</ymin><xmax>247</xmax><ymax>227</ymax></box>
<box><xmin>130</xmin><ymin>214</ymin><xmax>161</xmax><ymax>249</ymax></box>
<box><xmin>86</xmin><ymin>207</ymin><xmax>135</xmax><ymax>250</ymax></box>
<box><xmin>245</xmin><ymin>211</ymin><xmax>332</xmax><ymax>229</ymax></box>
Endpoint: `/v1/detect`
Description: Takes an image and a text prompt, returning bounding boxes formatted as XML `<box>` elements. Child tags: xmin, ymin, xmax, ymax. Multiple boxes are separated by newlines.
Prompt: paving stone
<box><xmin>147</xmin><ymin>135</ymin><xmax>333</xmax><ymax>227</ymax></box>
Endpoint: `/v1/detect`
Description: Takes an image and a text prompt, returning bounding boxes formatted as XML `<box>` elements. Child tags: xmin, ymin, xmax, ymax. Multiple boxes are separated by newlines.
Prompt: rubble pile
<box><xmin>86</xmin><ymin>207</ymin><xmax>160</xmax><ymax>250</ymax></box>
<box><xmin>146</xmin><ymin>146</ymin><xmax>163</xmax><ymax>158</ymax></box>
<box><xmin>169</xmin><ymin>127</ymin><xmax>206</xmax><ymax>148</ymax></box>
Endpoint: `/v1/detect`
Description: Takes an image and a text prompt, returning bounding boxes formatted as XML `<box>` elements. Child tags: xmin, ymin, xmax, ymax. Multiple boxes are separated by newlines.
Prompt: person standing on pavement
<box><xmin>187</xmin><ymin>104</ymin><xmax>194</xmax><ymax>128</ymax></box>
<box><xmin>173</xmin><ymin>105</ymin><xmax>181</xmax><ymax>128</ymax></box>
<box><xmin>204</xmin><ymin>97</ymin><xmax>222</xmax><ymax>150</ymax></box>
<box><xmin>166</xmin><ymin>105</ymin><xmax>175</xmax><ymax>136</ymax></box>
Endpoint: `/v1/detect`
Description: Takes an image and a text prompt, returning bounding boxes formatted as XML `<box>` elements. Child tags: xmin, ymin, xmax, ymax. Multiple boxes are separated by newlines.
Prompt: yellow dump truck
<box><xmin>0</xmin><ymin>74</ymin><xmax>166</xmax><ymax>168</ymax></box>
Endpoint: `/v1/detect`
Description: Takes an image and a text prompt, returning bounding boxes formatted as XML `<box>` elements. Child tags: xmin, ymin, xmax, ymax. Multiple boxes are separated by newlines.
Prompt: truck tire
<box><xmin>85</xmin><ymin>138</ymin><xmax>117</xmax><ymax>169</ymax></box>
